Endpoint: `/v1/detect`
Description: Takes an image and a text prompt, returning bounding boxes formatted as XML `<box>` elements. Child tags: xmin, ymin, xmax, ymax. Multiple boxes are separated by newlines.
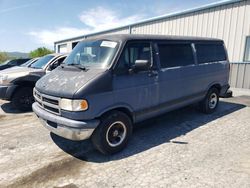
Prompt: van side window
<box><xmin>158</xmin><ymin>43</ymin><xmax>194</xmax><ymax>68</ymax></box>
<box><xmin>195</xmin><ymin>43</ymin><xmax>227</xmax><ymax>64</ymax></box>
<box><xmin>116</xmin><ymin>42</ymin><xmax>151</xmax><ymax>74</ymax></box>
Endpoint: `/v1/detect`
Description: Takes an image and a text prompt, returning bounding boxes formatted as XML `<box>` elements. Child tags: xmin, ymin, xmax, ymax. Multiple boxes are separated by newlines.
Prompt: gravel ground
<box><xmin>0</xmin><ymin>88</ymin><xmax>250</xmax><ymax>188</ymax></box>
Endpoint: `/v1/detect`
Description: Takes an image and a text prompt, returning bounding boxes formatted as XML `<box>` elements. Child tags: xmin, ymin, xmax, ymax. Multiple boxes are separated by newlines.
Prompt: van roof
<box><xmin>84</xmin><ymin>34</ymin><xmax>224</xmax><ymax>43</ymax></box>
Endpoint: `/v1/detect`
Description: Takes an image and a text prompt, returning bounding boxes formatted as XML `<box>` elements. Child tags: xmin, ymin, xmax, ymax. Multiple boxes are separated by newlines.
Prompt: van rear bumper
<box><xmin>32</xmin><ymin>102</ymin><xmax>100</xmax><ymax>141</ymax></box>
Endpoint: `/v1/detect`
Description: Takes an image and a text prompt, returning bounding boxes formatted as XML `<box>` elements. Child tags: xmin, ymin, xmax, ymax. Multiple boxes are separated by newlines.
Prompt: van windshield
<box><xmin>31</xmin><ymin>55</ymin><xmax>54</xmax><ymax>69</ymax></box>
<box><xmin>64</xmin><ymin>40</ymin><xmax>118</xmax><ymax>69</ymax></box>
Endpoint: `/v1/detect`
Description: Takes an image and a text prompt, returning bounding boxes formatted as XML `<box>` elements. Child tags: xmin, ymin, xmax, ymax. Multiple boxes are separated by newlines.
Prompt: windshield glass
<box><xmin>31</xmin><ymin>55</ymin><xmax>54</xmax><ymax>69</ymax></box>
<box><xmin>20</xmin><ymin>59</ymin><xmax>36</xmax><ymax>67</ymax></box>
<box><xmin>64</xmin><ymin>40</ymin><xmax>118</xmax><ymax>68</ymax></box>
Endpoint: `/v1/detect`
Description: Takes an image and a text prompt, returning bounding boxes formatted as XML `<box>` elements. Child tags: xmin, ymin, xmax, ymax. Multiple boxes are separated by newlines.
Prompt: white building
<box><xmin>54</xmin><ymin>0</ymin><xmax>250</xmax><ymax>89</ymax></box>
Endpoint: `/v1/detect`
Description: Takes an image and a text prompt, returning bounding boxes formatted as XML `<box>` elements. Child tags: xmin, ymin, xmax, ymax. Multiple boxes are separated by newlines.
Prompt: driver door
<box><xmin>112</xmin><ymin>41</ymin><xmax>159</xmax><ymax>122</ymax></box>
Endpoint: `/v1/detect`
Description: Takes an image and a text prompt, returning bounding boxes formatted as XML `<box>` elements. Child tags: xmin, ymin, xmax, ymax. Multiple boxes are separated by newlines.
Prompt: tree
<box><xmin>0</xmin><ymin>52</ymin><xmax>9</xmax><ymax>64</ymax></box>
<box><xmin>29</xmin><ymin>47</ymin><xmax>53</xmax><ymax>58</ymax></box>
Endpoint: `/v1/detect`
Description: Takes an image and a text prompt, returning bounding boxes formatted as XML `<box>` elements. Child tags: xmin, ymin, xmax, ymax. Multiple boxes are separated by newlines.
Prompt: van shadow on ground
<box><xmin>51</xmin><ymin>96</ymin><xmax>247</xmax><ymax>163</ymax></box>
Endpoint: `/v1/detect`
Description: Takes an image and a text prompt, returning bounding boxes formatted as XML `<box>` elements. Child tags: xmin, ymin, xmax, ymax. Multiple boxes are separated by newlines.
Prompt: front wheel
<box><xmin>12</xmin><ymin>87</ymin><xmax>34</xmax><ymax>112</ymax></box>
<box><xmin>91</xmin><ymin>111</ymin><xmax>132</xmax><ymax>155</ymax></box>
<box><xmin>199</xmin><ymin>87</ymin><xmax>219</xmax><ymax>114</ymax></box>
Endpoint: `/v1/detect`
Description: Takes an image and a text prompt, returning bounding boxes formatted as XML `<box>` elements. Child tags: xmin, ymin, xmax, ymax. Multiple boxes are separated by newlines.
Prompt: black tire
<box><xmin>199</xmin><ymin>87</ymin><xmax>219</xmax><ymax>114</ymax></box>
<box><xmin>91</xmin><ymin>111</ymin><xmax>133</xmax><ymax>155</ymax></box>
<box><xmin>12</xmin><ymin>87</ymin><xmax>34</xmax><ymax>112</ymax></box>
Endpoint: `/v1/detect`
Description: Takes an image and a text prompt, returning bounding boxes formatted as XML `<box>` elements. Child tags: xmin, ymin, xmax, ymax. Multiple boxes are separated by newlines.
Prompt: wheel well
<box><xmin>100</xmin><ymin>107</ymin><xmax>134</xmax><ymax>123</ymax></box>
<box><xmin>10</xmin><ymin>81</ymin><xmax>35</xmax><ymax>99</ymax></box>
<box><xmin>211</xmin><ymin>84</ymin><xmax>221</xmax><ymax>93</ymax></box>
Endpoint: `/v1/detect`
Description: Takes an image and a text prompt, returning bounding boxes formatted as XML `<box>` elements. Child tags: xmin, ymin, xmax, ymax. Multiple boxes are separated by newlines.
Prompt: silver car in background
<box><xmin>0</xmin><ymin>54</ymin><xmax>67</xmax><ymax>111</ymax></box>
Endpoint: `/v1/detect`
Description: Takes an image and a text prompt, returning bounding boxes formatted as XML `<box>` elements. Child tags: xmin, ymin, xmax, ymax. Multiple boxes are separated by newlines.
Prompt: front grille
<box><xmin>34</xmin><ymin>89</ymin><xmax>61</xmax><ymax>115</ymax></box>
<box><xmin>43</xmin><ymin>97</ymin><xmax>59</xmax><ymax>105</ymax></box>
<box><xmin>44</xmin><ymin>105</ymin><xmax>60</xmax><ymax>114</ymax></box>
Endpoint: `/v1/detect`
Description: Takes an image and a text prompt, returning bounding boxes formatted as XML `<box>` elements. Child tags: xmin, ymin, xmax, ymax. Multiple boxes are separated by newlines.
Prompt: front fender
<box><xmin>96</xmin><ymin>103</ymin><xmax>134</xmax><ymax>119</ymax></box>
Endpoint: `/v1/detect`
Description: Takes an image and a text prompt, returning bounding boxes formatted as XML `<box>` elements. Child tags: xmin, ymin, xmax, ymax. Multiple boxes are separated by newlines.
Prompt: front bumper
<box><xmin>0</xmin><ymin>84</ymin><xmax>17</xmax><ymax>100</ymax></box>
<box><xmin>32</xmin><ymin>102</ymin><xmax>100</xmax><ymax>141</ymax></box>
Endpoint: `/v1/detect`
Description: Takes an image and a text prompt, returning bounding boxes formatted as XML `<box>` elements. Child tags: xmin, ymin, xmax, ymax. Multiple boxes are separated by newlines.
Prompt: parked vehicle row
<box><xmin>30</xmin><ymin>34</ymin><xmax>230</xmax><ymax>154</ymax></box>
<box><xmin>0</xmin><ymin>58</ymin><xmax>31</xmax><ymax>70</ymax></box>
<box><xmin>0</xmin><ymin>54</ymin><xmax>67</xmax><ymax>111</ymax></box>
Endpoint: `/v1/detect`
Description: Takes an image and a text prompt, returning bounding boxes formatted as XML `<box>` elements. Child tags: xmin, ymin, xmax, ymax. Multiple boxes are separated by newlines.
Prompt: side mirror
<box><xmin>48</xmin><ymin>62</ymin><xmax>59</xmax><ymax>71</ymax></box>
<box><xmin>133</xmin><ymin>60</ymin><xmax>150</xmax><ymax>72</ymax></box>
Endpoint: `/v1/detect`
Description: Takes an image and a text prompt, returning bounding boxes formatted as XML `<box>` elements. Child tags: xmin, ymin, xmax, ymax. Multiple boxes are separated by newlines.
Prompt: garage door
<box><xmin>58</xmin><ymin>44</ymin><xmax>67</xmax><ymax>53</ymax></box>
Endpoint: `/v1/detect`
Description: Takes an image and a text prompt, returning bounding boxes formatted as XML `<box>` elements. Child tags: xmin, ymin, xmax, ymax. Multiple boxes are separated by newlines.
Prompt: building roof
<box><xmin>55</xmin><ymin>0</ymin><xmax>243</xmax><ymax>44</ymax></box>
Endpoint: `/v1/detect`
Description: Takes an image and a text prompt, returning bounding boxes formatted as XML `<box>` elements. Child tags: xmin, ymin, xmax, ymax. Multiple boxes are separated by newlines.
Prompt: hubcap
<box><xmin>209</xmin><ymin>93</ymin><xmax>218</xmax><ymax>109</ymax></box>
<box><xmin>106</xmin><ymin>121</ymin><xmax>127</xmax><ymax>147</ymax></box>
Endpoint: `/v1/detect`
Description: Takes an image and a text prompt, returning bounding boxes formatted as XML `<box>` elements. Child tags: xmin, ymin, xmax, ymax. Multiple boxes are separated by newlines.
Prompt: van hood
<box><xmin>35</xmin><ymin>66</ymin><xmax>106</xmax><ymax>98</ymax></box>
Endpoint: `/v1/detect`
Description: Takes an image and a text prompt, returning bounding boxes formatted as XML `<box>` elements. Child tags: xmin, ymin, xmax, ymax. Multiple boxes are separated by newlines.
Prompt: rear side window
<box><xmin>158</xmin><ymin>43</ymin><xmax>194</xmax><ymax>68</ymax></box>
<box><xmin>195</xmin><ymin>43</ymin><xmax>227</xmax><ymax>64</ymax></box>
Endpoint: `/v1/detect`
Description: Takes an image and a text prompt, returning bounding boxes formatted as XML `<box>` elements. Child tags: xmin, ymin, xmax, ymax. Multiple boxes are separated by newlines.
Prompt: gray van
<box><xmin>32</xmin><ymin>35</ymin><xmax>230</xmax><ymax>154</ymax></box>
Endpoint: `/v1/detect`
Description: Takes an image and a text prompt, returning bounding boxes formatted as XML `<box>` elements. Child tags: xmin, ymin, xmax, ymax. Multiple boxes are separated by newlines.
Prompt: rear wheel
<box><xmin>12</xmin><ymin>87</ymin><xmax>34</xmax><ymax>111</ymax></box>
<box><xmin>199</xmin><ymin>87</ymin><xmax>219</xmax><ymax>114</ymax></box>
<box><xmin>91</xmin><ymin>111</ymin><xmax>132</xmax><ymax>155</ymax></box>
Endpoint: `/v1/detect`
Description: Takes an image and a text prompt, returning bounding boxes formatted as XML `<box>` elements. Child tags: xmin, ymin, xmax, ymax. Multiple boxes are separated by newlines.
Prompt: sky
<box><xmin>0</xmin><ymin>0</ymin><xmax>222</xmax><ymax>52</ymax></box>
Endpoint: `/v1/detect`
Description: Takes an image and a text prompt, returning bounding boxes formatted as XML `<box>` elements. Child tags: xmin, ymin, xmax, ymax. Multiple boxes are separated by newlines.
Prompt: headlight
<box><xmin>59</xmin><ymin>98</ymin><xmax>88</xmax><ymax>111</ymax></box>
<box><xmin>0</xmin><ymin>75</ymin><xmax>8</xmax><ymax>84</ymax></box>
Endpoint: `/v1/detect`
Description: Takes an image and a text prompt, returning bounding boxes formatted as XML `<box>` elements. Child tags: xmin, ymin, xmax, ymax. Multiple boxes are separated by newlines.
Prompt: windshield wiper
<box><xmin>67</xmin><ymin>63</ymin><xmax>86</xmax><ymax>70</ymax></box>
